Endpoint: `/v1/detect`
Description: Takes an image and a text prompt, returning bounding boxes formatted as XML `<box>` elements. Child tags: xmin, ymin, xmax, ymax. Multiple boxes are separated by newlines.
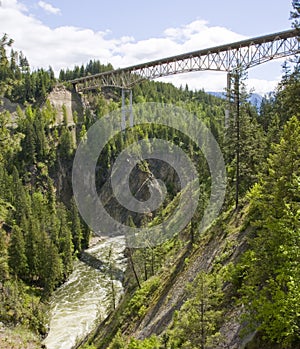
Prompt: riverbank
<box><xmin>0</xmin><ymin>323</ymin><xmax>41</xmax><ymax>349</ymax></box>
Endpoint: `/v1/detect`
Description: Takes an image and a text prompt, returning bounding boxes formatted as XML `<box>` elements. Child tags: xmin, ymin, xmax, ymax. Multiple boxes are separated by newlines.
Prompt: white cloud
<box><xmin>38</xmin><ymin>1</ymin><xmax>61</xmax><ymax>15</ymax></box>
<box><xmin>164</xmin><ymin>20</ymin><xmax>209</xmax><ymax>42</ymax></box>
<box><xmin>0</xmin><ymin>1</ymin><xmax>282</xmax><ymax>93</ymax></box>
<box><xmin>159</xmin><ymin>72</ymin><xmax>280</xmax><ymax>95</ymax></box>
<box><xmin>164</xmin><ymin>20</ymin><xmax>244</xmax><ymax>50</ymax></box>
<box><xmin>247</xmin><ymin>78</ymin><xmax>280</xmax><ymax>96</ymax></box>
<box><xmin>1</xmin><ymin>0</ymin><xmax>27</xmax><ymax>11</ymax></box>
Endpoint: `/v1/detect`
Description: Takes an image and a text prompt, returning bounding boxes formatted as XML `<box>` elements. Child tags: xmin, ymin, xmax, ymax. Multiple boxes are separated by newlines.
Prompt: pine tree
<box><xmin>57</xmin><ymin>203</ymin><xmax>74</xmax><ymax>277</ymax></box>
<box><xmin>0</xmin><ymin>111</ymin><xmax>23</xmax><ymax>166</ymax></box>
<box><xmin>168</xmin><ymin>271</ymin><xmax>224</xmax><ymax>349</ymax></box>
<box><xmin>0</xmin><ymin>230</ymin><xmax>9</xmax><ymax>281</ymax></box>
<box><xmin>290</xmin><ymin>0</ymin><xmax>300</xmax><ymax>29</ymax></box>
<box><xmin>225</xmin><ymin>69</ymin><xmax>265</xmax><ymax>207</ymax></box>
<box><xmin>105</xmin><ymin>244</ymin><xmax>117</xmax><ymax>311</ymax></box>
<box><xmin>8</xmin><ymin>225</ymin><xmax>28</xmax><ymax>278</ymax></box>
<box><xmin>59</xmin><ymin>127</ymin><xmax>74</xmax><ymax>160</ymax></box>
<box><xmin>19</xmin><ymin>115</ymin><xmax>37</xmax><ymax>166</ymax></box>
<box><xmin>24</xmin><ymin>216</ymin><xmax>39</xmax><ymax>281</ymax></box>
<box><xmin>10</xmin><ymin>166</ymin><xmax>30</xmax><ymax>225</ymax></box>
<box><xmin>34</xmin><ymin>109</ymin><xmax>48</xmax><ymax>162</ymax></box>
<box><xmin>37</xmin><ymin>230</ymin><xmax>62</xmax><ymax>296</ymax></box>
<box><xmin>69</xmin><ymin>197</ymin><xmax>83</xmax><ymax>254</ymax></box>
<box><xmin>239</xmin><ymin>116</ymin><xmax>300</xmax><ymax>347</ymax></box>
<box><xmin>0</xmin><ymin>34</ymin><xmax>13</xmax><ymax>95</ymax></box>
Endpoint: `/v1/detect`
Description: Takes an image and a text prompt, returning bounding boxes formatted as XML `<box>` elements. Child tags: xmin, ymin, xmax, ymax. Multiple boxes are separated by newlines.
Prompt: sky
<box><xmin>0</xmin><ymin>0</ymin><xmax>296</xmax><ymax>94</ymax></box>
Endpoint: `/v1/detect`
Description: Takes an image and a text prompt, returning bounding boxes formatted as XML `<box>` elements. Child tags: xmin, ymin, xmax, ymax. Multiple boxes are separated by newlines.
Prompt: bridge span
<box><xmin>71</xmin><ymin>28</ymin><xmax>299</xmax><ymax>92</ymax></box>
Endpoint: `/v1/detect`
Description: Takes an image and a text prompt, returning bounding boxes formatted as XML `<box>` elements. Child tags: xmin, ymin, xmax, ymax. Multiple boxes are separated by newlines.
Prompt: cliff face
<box><xmin>0</xmin><ymin>97</ymin><xmax>22</xmax><ymax>115</ymax></box>
<box><xmin>98</xmin><ymin>159</ymin><xmax>180</xmax><ymax>230</ymax></box>
<box><xmin>1</xmin><ymin>85</ymin><xmax>83</xmax><ymax>126</ymax></box>
<box><xmin>46</xmin><ymin>85</ymin><xmax>83</xmax><ymax>126</ymax></box>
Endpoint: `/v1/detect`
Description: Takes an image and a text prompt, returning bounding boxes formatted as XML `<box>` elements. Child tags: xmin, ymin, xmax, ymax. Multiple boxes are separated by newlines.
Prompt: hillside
<box><xmin>85</xmin><ymin>202</ymin><xmax>252</xmax><ymax>348</ymax></box>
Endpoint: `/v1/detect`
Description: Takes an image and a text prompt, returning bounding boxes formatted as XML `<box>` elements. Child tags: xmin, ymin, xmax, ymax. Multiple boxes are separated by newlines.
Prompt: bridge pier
<box><xmin>225</xmin><ymin>72</ymin><xmax>231</xmax><ymax>128</ymax></box>
<box><xmin>121</xmin><ymin>89</ymin><xmax>133</xmax><ymax>131</ymax></box>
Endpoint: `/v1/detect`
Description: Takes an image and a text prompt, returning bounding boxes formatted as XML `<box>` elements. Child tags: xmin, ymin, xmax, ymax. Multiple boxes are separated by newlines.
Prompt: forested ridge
<box><xmin>0</xmin><ymin>34</ymin><xmax>91</xmax><ymax>340</ymax></box>
<box><xmin>0</xmin><ymin>1</ymin><xmax>299</xmax><ymax>348</ymax></box>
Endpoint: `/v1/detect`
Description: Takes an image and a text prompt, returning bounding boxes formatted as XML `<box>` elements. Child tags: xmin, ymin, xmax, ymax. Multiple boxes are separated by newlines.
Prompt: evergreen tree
<box><xmin>238</xmin><ymin>116</ymin><xmax>300</xmax><ymax>347</ymax></box>
<box><xmin>291</xmin><ymin>0</ymin><xmax>300</xmax><ymax>29</ymax></box>
<box><xmin>168</xmin><ymin>271</ymin><xmax>224</xmax><ymax>349</ymax></box>
<box><xmin>10</xmin><ymin>166</ymin><xmax>30</xmax><ymax>225</ymax></box>
<box><xmin>8</xmin><ymin>225</ymin><xmax>28</xmax><ymax>278</ymax></box>
<box><xmin>69</xmin><ymin>197</ymin><xmax>83</xmax><ymax>254</ymax></box>
<box><xmin>24</xmin><ymin>216</ymin><xmax>39</xmax><ymax>281</ymax></box>
<box><xmin>105</xmin><ymin>244</ymin><xmax>117</xmax><ymax>311</ymax></box>
<box><xmin>225</xmin><ymin>70</ymin><xmax>265</xmax><ymax>207</ymax></box>
<box><xmin>57</xmin><ymin>203</ymin><xmax>74</xmax><ymax>276</ymax></box>
<box><xmin>37</xmin><ymin>230</ymin><xmax>62</xmax><ymax>296</ymax></box>
<box><xmin>275</xmin><ymin>67</ymin><xmax>300</xmax><ymax>124</ymax></box>
<box><xmin>58</xmin><ymin>127</ymin><xmax>74</xmax><ymax>160</ymax></box>
<box><xmin>0</xmin><ymin>111</ymin><xmax>23</xmax><ymax>166</ymax></box>
<box><xmin>19</xmin><ymin>113</ymin><xmax>37</xmax><ymax>166</ymax></box>
<box><xmin>0</xmin><ymin>229</ymin><xmax>9</xmax><ymax>281</ymax></box>
<box><xmin>0</xmin><ymin>34</ymin><xmax>13</xmax><ymax>95</ymax></box>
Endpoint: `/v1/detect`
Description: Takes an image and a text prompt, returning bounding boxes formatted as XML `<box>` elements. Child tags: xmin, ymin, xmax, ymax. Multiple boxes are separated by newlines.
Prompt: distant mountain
<box><xmin>207</xmin><ymin>91</ymin><xmax>264</xmax><ymax>109</ymax></box>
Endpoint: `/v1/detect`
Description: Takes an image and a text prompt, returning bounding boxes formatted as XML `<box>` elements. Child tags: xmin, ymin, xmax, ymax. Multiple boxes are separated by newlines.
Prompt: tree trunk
<box><xmin>128</xmin><ymin>247</ymin><xmax>141</xmax><ymax>289</ymax></box>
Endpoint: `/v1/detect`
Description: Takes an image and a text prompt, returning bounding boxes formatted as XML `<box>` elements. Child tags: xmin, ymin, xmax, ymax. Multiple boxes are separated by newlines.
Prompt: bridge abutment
<box><xmin>121</xmin><ymin>89</ymin><xmax>133</xmax><ymax>130</ymax></box>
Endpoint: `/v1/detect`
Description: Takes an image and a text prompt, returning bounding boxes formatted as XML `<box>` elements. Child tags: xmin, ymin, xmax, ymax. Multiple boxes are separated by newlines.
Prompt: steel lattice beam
<box><xmin>71</xmin><ymin>28</ymin><xmax>300</xmax><ymax>91</ymax></box>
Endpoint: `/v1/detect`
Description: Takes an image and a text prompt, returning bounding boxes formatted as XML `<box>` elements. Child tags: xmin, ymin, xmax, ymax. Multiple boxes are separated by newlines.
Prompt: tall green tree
<box><xmin>0</xmin><ymin>229</ymin><xmax>9</xmax><ymax>281</ymax></box>
<box><xmin>69</xmin><ymin>197</ymin><xmax>83</xmax><ymax>254</ymax></box>
<box><xmin>225</xmin><ymin>70</ymin><xmax>265</xmax><ymax>208</ymax></box>
<box><xmin>290</xmin><ymin>0</ymin><xmax>300</xmax><ymax>29</ymax></box>
<box><xmin>57</xmin><ymin>203</ymin><xmax>74</xmax><ymax>277</ymax></box>
<box><xmin>0</xmin><ymin>111</ymin><xmax>23</xmax><ymax>166</ymax></box>
<box><xmin>105</xmin><ymin>244</ymin><xmax>118</xmax><ymax>311</ymax></box>
<box><xmin>168</xmin><ymin>271</ymin><xmax>224</xmax><ymax>349</ymax></box>
<box><xmin>8</xmin><ymin>225</ymin><xmax>28</xmax><ymax>278</ymax></box>
<box><xmin>0</xmin><ymin>34</ymin><xmax>13</xmax><ymax>95</ymax></box>
<box><xmin>37</xmin><ymin>229</ymin><xmax>62</xmax><ymax>296</ymax></box>
<box><xmin>238</xmin><ymin>116</ymin><xmax>300</xmax><ymax>347</ymax></box>
<box><xmin>23</xmin><ymin>216</ymin><xmax>39</xmax><ymax>281</ymax></box>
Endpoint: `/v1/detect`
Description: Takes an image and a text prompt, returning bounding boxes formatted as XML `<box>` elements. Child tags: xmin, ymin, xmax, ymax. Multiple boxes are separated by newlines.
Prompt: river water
<box><xmin>43</xmin><ymin>236</ymin><xmax>126</xmax><ymax>349</ymax></box>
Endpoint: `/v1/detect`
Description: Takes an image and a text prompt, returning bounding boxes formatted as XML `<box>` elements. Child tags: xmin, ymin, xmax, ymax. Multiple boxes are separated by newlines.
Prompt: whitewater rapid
<box><xmin>43</xmin><ymin>236</ymin><xmax>126</xmax><ymax>349</ymax></box>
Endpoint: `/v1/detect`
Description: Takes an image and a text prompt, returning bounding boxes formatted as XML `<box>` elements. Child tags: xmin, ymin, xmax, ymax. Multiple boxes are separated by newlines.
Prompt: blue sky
<box><xmin>0</xmin><ymin>0</ymin><xmax>296</xmax><ymax>94</ymax></box>
<box><xmin>21</xmin><ymin>0</ymin><xmax>292</xmax><ymax>39</ymax></box>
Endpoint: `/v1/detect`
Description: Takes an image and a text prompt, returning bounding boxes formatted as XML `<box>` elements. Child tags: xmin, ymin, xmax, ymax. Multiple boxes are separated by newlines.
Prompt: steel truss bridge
<box><xmin>71</xmin><ymin>28</ymin><xmax>299</xmax><ymax>92</ymax></box>
<box><xmin>71</xmin><ymin>28</ymin><xmax>299</xmax><ymax>129</ymax></box>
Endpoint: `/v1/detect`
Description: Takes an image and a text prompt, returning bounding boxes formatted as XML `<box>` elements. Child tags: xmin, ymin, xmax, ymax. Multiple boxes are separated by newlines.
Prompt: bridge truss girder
<box><xmin>72</xmin><ymin>29</ymin><xmax>300</xmax><ymax>92</ymax></box>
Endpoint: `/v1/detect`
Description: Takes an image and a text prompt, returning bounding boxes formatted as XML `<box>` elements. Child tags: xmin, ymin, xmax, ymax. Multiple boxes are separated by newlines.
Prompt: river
<box><xmin>43</xmin><ymin>236</ymin><xmax>126</xmax><ymax>349</ymax></box>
